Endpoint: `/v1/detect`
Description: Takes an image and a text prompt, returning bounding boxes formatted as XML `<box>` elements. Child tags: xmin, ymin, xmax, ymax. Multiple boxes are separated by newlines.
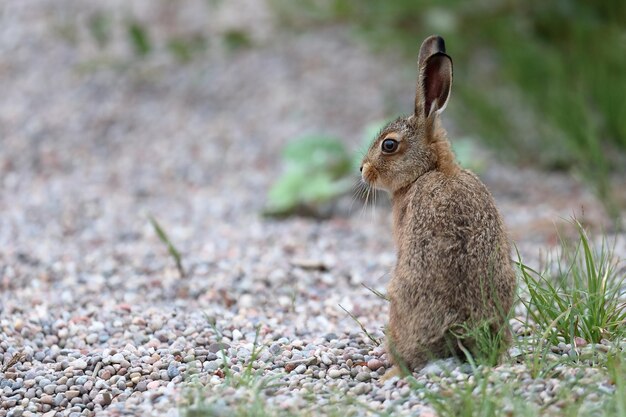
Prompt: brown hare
<box><xmin>360</xmin><ymin>35</ymin><xmax>516</xmax><ymax>372</ymax></box>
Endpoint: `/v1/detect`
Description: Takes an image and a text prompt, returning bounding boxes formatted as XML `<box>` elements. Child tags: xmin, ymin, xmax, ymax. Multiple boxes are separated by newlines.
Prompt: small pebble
<box><xmin>367</xmin><ymin>359</ymin><xmax>383</xmax><ymax>371</ymax></box>
<box><xmin>328</xmin><ymin>369</ymin><xmax>342</xmax><ymax>379</ymax></box>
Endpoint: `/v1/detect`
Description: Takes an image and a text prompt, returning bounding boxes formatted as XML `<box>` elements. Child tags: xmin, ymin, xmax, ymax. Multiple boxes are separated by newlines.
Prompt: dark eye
<box><xmin>381</xmin><ymin>138</ymin><xmax>399</xmax><ymax>153</ymax></box>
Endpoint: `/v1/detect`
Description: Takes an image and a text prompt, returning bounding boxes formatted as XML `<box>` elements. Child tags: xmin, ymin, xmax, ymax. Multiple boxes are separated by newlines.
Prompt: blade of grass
<box><xmin>338</xmin><ymin>304</ymin><xmax>381</xmax><ymax>346</ymax></box>
<box><xmin>361</xmin><ymin>283</ymin><xmax>389</xmax><ymax>301</ymax></box>
<box><xmin>149</xmin><ymin>215</ymin><xmax>186</xmax><ymax>279</ymax></box>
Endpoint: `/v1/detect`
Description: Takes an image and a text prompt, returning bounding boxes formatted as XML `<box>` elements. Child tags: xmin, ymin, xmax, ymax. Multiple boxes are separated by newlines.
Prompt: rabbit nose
<box><xmin>359</xmin><ymin>166</ymin><xmax>363</xmax><ymax>172</ymax></box>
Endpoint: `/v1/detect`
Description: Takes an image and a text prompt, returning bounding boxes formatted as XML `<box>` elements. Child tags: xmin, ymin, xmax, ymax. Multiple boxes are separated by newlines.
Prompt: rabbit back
<box><xmin>387</xmin><ymin>168</ymin><xmax>515</xmax><ymax>369</ymax></box>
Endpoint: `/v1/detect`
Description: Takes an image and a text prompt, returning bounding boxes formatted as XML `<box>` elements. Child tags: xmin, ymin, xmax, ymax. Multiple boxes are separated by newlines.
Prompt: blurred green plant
<box><xmin>605</xmin><ymin>352</ymin><xmax>626</xmax><ymax>416</ymax></box>
<box><xmin>270</xmin><ymin>0</ymin><xmax>626</xmax><ymax>215</ymax></box>
<box><xmin>223</xmin><ymin>29</ymin><xmax>253</xmax><ymax>51</ymax></box>
<box><xmin>79</xmin><ymin>6</ymin><xmax>247</xmax><ymax>64</ymax></box>
<box><xmin>127</xmin><ymin>20</ymin><xmax>152</xmax><ymax>57</ymax></box>
<box><xmin>167</xmin><ymin>35</ymin><xmax>208</xmax><ymax>63</ymax></box>
<box><xmin>265</xmin><ymin>122</ymin><xmax>484</xmax><ymax>217</ymax></box>
<box><xmin>264</xmin><ymin>135</ymin><xmax>354</xmax><ymax>217</ymax></box>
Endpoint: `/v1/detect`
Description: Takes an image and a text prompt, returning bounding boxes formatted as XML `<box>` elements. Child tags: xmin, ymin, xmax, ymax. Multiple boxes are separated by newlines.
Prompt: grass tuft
<box><xmin>453</xmin><ymin>319</ymin><xmax>510</xmax><ymax>368</ymax></box>
<box><xmin>517</xmin><ymin>219</ymin><xmax>625</xmax><ymax>346</ymax></box>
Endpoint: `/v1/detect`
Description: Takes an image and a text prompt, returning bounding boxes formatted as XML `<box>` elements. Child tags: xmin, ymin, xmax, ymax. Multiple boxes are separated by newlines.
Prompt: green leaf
<box><xmin>127</xmin><ymin>21</ymin><xmax>151</xmax><ymax>57</ymax></box>
<box><xmin>266</xmin><ymin>172</ymin><xmax>305</xmax><ymax>212</ymax></box>
<box><xmin>265</xmin><ymin>134</ymin><xmax>357</xmax><ymax>217</ymax></box>
<box><xmin>298</xmin><ymin>173</ymin><xmax>344</xmax><ymax>203</ymax></box>
<box><xmin>223</xmin><ymin>29</ymin><xmax>252</xmax><ymax>51</ymax></box>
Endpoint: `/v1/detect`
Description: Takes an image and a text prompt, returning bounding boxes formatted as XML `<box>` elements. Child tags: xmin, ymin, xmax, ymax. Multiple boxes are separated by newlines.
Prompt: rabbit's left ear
<box><xmin>416</xmin><ymin>52</ymin><xmax>453</xmax><ymax>118</ymax></box>
<box><xmin>418</xmin><ymin>35</ymin><xmax>446</xmax><ymax>69</ymax></box>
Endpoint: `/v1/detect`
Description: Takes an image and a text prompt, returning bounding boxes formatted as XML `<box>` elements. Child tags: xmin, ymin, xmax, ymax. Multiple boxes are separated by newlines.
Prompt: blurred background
<box><xmin>271</xmin><ymin>0</ymin><xmax>626</xmax><ymax>220</ymax></box>
<box><xmin>1</xmin><ymin>0</ymin><xmax>624</xmax><ymax>259</ymax></box>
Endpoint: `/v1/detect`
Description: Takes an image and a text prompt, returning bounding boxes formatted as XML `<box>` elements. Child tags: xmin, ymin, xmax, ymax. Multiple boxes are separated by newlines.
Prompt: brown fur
<box><xmin>360</xmin><ymin>36</ymin><xmax>516</xmax><ymax>371</ymax></box>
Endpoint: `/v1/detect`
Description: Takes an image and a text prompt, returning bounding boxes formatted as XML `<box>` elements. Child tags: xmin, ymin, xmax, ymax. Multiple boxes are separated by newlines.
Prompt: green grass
<box><xmin>418</xmin><ymin>368</ymin><xmax>536</xmax><ymax>417</ymax></box>
<box><xmin>181</xmin><ymin>327</ymin><xmax>286</xmax><ymax>417</ymax></box>
<box><xmin>182</xmin><ymin>378</ymin><xmax>393</xmax><ymax>417</ymax></box>
<box><xmin>149</xmin><ymin>215</ymin><xmax>186</xmax><ymax>278</ymax></box>
<box><xmin>517</xmin><ymin>219</ymin><xmax>625</xmax><ymax>346</ymax></box>
<box><xmin>454</xmin><ymin>319</ymin><xmax>511</xmax><ymax>368</ymax></box>
<box><xmin>418</xmin><ymin>360</ymin><xmax>626</xmax><ymax>417</ymax></box>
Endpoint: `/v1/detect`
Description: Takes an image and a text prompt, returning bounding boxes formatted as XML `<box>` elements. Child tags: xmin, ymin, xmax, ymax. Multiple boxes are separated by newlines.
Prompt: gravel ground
<box><xmin>1</xmin><ymin>1</ymin><xmax>624</xmax><ymax>416</ymax></box>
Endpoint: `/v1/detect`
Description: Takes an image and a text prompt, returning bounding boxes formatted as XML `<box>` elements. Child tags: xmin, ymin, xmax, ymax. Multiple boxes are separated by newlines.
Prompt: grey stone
<box><xmin>208</xmin><ymin>343</ymin><xmax>230</xmax><ymax>354</ymax></box>
<box><xmin>167</xmin><ymin>363</ymin><xmax>181</xmax><ymax>379</ymax></box>
<box><xmin>356</xmin><ymin>372</ymin><xmax>371</xmax><ymax>382</ymax></box>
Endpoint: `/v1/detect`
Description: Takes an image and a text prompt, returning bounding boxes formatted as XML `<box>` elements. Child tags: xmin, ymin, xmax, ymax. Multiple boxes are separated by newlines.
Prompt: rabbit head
<box><xmin>360</xmin><ymin>35</ymin><xmax>454</xmax><ymax>193</ymax></box>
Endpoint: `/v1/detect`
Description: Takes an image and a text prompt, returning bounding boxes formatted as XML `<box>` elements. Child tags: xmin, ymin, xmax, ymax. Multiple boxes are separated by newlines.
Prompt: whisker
<box><xmin>349</xmin><ymin>179</ymin><xmax>365</xmax><ymax>214</ymax></box>
<box><xmin>354</xmin><ymin>179</ymin><xmax>366</xmax><ymax>199</ymax></box>
<box><xmin>373</xmin><ymin>188</ymin><xmax>378</xmax><ymax>220</ymax></box>
<box><xmin>359</xmin><ymin>186</ymin><xmax>366</xmax><ymax>218</ymax></box>
<box><xmin>360</xmin><ymin>185</ymin><xmax>369</xmax><ymax>201</ymax></box>
<box><xmin>361</xmin><ymin>185</ymin><xmax>371</xmax><ymax>219</ymax></box>
<box><xmin>368</xmin><ymin>187</ymin><xmax>373</xmax><ymax>221</ymax></box>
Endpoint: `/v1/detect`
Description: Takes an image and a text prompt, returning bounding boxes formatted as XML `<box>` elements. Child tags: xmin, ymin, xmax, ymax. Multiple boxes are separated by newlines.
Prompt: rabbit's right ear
<box><xmin>415</xmin><ymin>52</ymin><xmax>453</xmax><ymax>119</ymax></box>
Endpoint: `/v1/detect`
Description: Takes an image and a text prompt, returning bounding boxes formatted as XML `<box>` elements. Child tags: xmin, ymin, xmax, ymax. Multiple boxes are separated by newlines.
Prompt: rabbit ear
<box><xmin>418</xmin><ymin>35</ymin><xmax>446</xmax><ymax>69</ymax></box>
<box><xmin>415</xmin><ymin>52</ymin><xmax>453</xmax><ymax>118</ymax></box>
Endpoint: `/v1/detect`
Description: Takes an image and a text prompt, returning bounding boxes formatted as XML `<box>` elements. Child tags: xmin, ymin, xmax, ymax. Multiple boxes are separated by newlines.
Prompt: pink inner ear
<box><xmin>422</xmin><ymin>54</ymin><xmax>451</xmax><ymax>117</ymax></box>
<box><xmin>424</xmin><ymin>71</ymin><xmax>440</xmax><ymax>116</ymax></box>
<box><xmin>423</xmin><ymin>63</ymin><xmax>443</xmax><ymax>116</ymax></box>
